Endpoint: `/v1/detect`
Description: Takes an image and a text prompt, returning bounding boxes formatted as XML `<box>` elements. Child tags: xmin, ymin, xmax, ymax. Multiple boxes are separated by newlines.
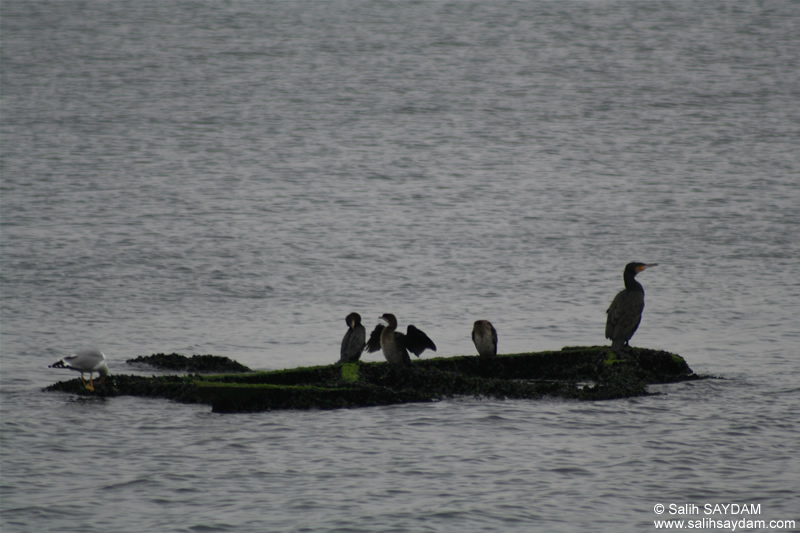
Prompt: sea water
<box><xmin>2</xmin><ymin>1</ymin><xmax>798</xmax><ymax>531</ymax></box>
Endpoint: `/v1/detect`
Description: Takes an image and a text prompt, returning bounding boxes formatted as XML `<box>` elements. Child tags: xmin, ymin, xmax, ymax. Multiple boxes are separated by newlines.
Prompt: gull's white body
<box><xmin>49</xmin><ymin>349</ymin><xmax>110</xmax><ymax>390</ymax></box>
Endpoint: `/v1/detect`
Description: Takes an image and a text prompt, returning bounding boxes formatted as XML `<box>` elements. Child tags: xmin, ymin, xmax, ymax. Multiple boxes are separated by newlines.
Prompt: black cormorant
<box><xmin>365</xmin><ymin>313</ymin><xmax>436</xmax><ymax>366</ymax></box>
<box><xmin>49</xmin><ymin>349</ymin><xmax>110</xmax><ymax>391</ymax></box>
<box><xmin>472</xmin><ymin>320</ymin><xmax>498</xmax><ymax>357</ymax></box>
<box><xmin>339</xmin><ymin>312</ymin><xmax>366</xmax><ymax>363</ymax></box>
<box><xmin>605</xmin><ymin>262</ymin><xmax>657</xmax><ymax>353</ymax></box>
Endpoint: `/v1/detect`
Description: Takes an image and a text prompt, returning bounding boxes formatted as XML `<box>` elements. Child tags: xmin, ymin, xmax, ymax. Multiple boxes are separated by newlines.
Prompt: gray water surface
<box><xmin>2</xmin><ymin>1</ymin><xmax>799</xmax><ymax>531</ymax></box>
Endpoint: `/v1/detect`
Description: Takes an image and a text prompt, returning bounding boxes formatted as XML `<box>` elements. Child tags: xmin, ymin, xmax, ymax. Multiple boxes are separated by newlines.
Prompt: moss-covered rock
<box><xmin>44</xmin><ymin>374</ymin><xmax>203</xmax><ymax>403</ymax></box>
<box><xmin>45</xmin><ymin>346</ymin><xmax>702</xmax><ymax>412</ymax></box>
<box><xmin>126</xmin><ymin>353</ymin><xmax>251</xmax><ymax>373</ymax></box>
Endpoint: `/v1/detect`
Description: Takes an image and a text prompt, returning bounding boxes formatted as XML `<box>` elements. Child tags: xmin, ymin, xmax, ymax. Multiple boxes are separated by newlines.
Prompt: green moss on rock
<box><xmin>46</xmin><ymin>346</ymin><xmax>701</xmax><ymax>412</ymax></box>
<box><xmin>340</xmin><ymin>363</ymin><xmax>360</xmax><ymax>383</ymax></box>
<box><xmin>126</xmin><ymin>353</ymin><xmax>251</xmax><ymax>373</ymax></box>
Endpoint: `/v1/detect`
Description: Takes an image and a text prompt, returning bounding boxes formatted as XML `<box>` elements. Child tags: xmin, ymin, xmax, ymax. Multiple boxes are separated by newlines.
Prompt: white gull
<box><xmin>49</xmin><ymin>349</ymin><xmax>110</xmax><ymax>391</ymax></box>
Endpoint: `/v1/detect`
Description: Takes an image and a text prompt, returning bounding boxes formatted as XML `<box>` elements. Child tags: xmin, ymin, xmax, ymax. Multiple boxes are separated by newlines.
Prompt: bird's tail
<box><xmin>49</xmin><ymin>359</ymin><xmax>68</xmax><ymax>369</ymax></box>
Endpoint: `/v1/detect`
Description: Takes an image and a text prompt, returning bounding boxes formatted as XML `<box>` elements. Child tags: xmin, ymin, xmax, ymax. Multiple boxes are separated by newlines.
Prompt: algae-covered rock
<box><xmin>44</xmin><ymin>373</ymin><xmax>203</xmax><ymax>403</ymax></box>
<box><xmin>126</xmin><ymin>353</ymin><xmax>251</xmax><ymax>373</ymax></box>
<box><xmin>46</xmin><ymin>346</ymin><xmax>701</xmax><ymax>412</ymax></box>
<box><xmin>193</xmin><ymin>346</ymin><xmax>699</xmax><ymax>412</ymax></box>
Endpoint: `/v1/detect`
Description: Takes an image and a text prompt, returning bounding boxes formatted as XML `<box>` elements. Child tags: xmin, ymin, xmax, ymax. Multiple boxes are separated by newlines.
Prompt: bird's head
<box><xmin>345</xmin><ymin>312</ymin><xmax>361</xmax><ymax>328</ymax></box>
<box><xmin>379</xmin><ymin>313</ymin><xmax>398</xmax><ymax>328</ymax></box>
<box><xmin>626</xmin><ymin>262</ymin><xmax>657</xmax><ymax>276</ymax></box>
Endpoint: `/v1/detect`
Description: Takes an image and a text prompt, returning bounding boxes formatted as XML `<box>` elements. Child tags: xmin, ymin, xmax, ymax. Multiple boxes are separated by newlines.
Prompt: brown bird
<box><xmin>339</xmin><ymin>312</ymin><xmax>366</xmax><ymax>363</ymax></box>
<box><xmin>365</xmin><ymin>313</ymin><xmax>436</xmax><ymax>366</ymax></box>
<box><xmin>472</xmin><ymin>320</ymin><xmax>498</xmax><ymax>357</ymax></box>
<box><xmin>605</xmin><ymin>262</ymin><xmax>657</xmax><ymax>353</ymax></box>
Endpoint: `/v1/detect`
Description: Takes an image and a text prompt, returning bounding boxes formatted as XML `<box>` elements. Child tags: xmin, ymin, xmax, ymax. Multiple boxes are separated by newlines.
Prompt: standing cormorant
<box><xmin>339</xmin><ymin>312</ymin><xmax>366</xmax><ymax>363</ymax></box>
<box><xmin>472</xmin><ymin>320</ymin><xmax>498</xmax><ymax>357</ymax></box>
<box><xmin>365</xmin><ymin>313</ymin><xmax>436</xmax><ymax>366</ymax></box>
<box><xmin>49</xmin><ymin>349</ymin><xmax>110</xmax><ymax>391</ymax></box>
<box><xmin>605</xmin><ymin>262</ymin><xmax>657</xmax><ymax>353</ymax></box>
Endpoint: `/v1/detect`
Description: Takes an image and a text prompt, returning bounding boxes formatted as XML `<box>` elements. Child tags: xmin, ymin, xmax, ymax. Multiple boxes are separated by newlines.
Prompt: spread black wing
<box><xmin>403</xmin><ymin>325</ymin><xmax>437</xmax><ymax>357</ymax></box>
<box><xmin>365</xmin><ymin>324</ymin><xmax>384</xmax><ymax>353</ymax></box>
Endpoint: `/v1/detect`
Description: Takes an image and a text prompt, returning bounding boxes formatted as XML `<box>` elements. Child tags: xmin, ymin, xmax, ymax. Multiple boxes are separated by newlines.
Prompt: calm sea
<box><xmin>2</xmin><ymin>1</ymin><xmax>798</xmax><ymax>531</ymax></box>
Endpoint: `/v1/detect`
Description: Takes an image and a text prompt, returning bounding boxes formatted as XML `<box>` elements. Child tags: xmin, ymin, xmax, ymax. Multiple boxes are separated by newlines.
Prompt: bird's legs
<box><xmin>81</xmin><ymin>372</ymin><xmax>95</xmax><ymax>392</ymax></box>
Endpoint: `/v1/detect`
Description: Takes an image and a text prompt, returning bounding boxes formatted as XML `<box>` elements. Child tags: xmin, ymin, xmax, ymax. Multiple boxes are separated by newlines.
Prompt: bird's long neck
<box><xmin>382</xmin><ymin>315</ymin><xmax>398</xmax><ymax>332</ymax></box>
<box><xmin>624</xmin><ymin>271</ymin><xmax>644</xmax><ymax>293</ymax></box>
<box><xmin>380</xmin><ymin>322</ymin><xmax>396</xmax><ymax>347</ymax></box>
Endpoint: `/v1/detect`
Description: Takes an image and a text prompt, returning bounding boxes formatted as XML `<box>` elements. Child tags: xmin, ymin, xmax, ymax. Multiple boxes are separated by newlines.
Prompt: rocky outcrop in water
<box><xmin>45</xmin><ymin>347</ymin><xmax>702</xmax><ymax>413</ymax></box>
<box><xmin>126</xmin><ymin>353</ymin><xmax>251</xmax><ymax>373</ymax></box>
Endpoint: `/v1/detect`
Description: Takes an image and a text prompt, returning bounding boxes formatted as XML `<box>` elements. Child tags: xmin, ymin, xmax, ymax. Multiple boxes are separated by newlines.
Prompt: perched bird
<box><xmin>365</xmin><ymin>313</ymin><xmax>436</xmax><ymax>366</ymax></box>
<box><xmin>339</xmin><ymin>312</ymin><xmax>366</xmax><ymax>363</ymax></box>
<box><xmin>605</xmin><ymin>262</ymin><xmax>657</xmax><ymax>353</ymax></box>
<box><xmin>49</xmin><ymin>349</ymin><xmax>110</xmax><ymax>391</ymax></box>
<box><xmin>472</xmin><ymin>320</ymin><xmax>498</xmax><ymax>357</ymax></box>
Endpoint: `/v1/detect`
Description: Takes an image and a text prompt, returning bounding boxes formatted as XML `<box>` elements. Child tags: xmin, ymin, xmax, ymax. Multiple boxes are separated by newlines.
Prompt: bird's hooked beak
<box><xmin>637</xmin><ymin>263</ymin><xmax>658</xmax><ymax>272</ymax></box>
